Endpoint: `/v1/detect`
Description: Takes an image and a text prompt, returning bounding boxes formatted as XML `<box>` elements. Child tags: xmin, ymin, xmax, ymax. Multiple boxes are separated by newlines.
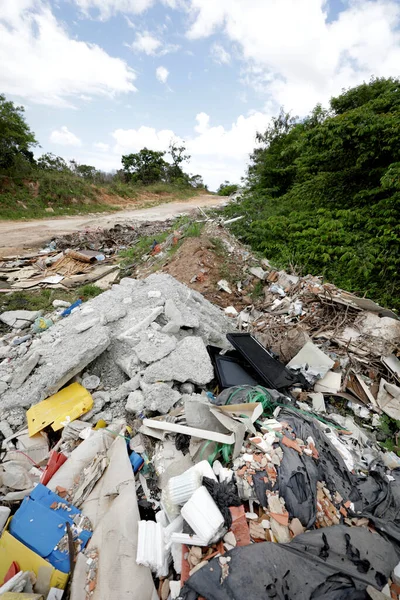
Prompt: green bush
<box><xmin>223</xmin><ymin>78</ymin><xmax>400</xmax><ymax>311</ymax></box>
<box><xmin>217</xmin><ymin>181</ymin><xmax>239</xmax><ymax>196</ymax></box>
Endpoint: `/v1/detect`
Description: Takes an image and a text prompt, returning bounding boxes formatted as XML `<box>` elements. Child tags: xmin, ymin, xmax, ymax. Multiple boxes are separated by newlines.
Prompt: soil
<box><xmin>160</xmin><ymin>224</ymin><xmax>260</xmax><ymax>310</ymax></box>
<box><xmin>0</xmin><ymin>194</ymin><xmax>224</xmax><ymax>257</ymax></box>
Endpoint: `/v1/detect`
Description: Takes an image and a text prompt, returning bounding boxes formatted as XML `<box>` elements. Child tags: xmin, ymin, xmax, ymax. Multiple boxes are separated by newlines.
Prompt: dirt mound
<box><xmin>161</xmin><ymin>224</ymin><xmax>259</xmax><ymax>309</ymax></box>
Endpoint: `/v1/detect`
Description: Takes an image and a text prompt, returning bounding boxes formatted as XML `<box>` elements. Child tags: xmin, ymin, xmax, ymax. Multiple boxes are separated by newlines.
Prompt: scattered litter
<box><xmin>1</xmin><ymin>219</ymin><xmax>400</xmax><ymax>600</ymax></box>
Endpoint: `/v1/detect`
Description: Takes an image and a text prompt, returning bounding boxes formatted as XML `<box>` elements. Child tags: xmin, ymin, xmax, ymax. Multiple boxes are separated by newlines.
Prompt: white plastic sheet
<box><xmin>70</xmin><ymin>434</ymin><xmax>157</xmax><ymax>600</ymax></box>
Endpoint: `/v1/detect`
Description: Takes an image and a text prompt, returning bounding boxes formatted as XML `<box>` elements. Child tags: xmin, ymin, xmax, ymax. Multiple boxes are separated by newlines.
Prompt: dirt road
<box><xmin>0</xmin><ymin>194</ymin><xmax>226</xmax><ymax>255</ymax></box>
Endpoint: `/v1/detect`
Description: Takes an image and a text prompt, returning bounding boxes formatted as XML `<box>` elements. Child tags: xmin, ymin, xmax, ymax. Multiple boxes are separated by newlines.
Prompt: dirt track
<box><xmin>0</xmin><ymin>194</ymin><xmax>226</xmax><ymax>256</ymax></box>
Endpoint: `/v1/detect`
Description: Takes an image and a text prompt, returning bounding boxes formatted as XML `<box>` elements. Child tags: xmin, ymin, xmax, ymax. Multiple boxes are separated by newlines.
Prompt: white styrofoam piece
<box><xmin>170</xmin><ymin>532</ymin><xmax>209</xmax><ymax>546</ymax></box>
<box><xmin>170</xmin><ymin>580</ymin><xmax>182</xmax><ymax>599</ymax></box>
<box><xmin>156</xmin><ymin>510</ymin><xmax>169</xmax><ymax>528</ymax></box>
<box><xmin>164</xmin><ymin>515</ymin><xmax>184</xmax><ymax>550</ymax></box>
<box><xmin>189</xmin><ymin>459</ymin><xmax>217</xmax><ymax>482</ymax></box>
<box><xmin>167</xmin><ymin>470</ymin><xmax>201</xmax><ymax>505</ymax></box>
<box><xmin>171</xmin><ymin>543</ymin><xmax>182</xmax><ymax>574</ymax></box>
<box><xmin>181</xmin><ymin>485</ymin><xmax>225</xmax><ymax>545</ymax></box>
<box><xmin>136</xmin><ymin>521</ymin><xmax>169</xmax><ymax>577</ymax></box>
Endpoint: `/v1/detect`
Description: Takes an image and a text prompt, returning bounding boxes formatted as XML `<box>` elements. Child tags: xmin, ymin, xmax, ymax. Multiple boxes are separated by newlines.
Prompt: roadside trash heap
<box><xmin>0</xmin><ymin>273</ymin><xmax>400</xmax><ymax>600</ymax></box>
<box><xmin>0</xmin><ymin>220</ymin><xmax>175</xmax><ymax>292</ymax></box>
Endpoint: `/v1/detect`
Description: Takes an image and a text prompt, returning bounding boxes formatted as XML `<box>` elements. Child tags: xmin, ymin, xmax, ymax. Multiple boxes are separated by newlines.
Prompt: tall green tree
<box><xmin>121</xmin><ymin>148</ymin><xmax>168</xmax><ymax>184</ymax></box>
<box><xmin>168</xmin><ymin>140</ymin><xmax>190</xmax><ymax>183</ymax></box>
<box><xmin>0</xmin><ymin>94</ymin><xmax>38</xmax><ymax>170</ymax></box>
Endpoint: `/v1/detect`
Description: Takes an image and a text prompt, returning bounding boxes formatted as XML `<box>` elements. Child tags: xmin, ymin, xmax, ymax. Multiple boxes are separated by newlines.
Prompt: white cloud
<box><xmin>93</xmin><ymin>142</ymin><xmax>110</xmax><ymax>151</ymax></box>
<box><xmin>112</xmin><ymin>126</ymin><xmax>175</xmax><ymax>154</ymax></box>
<box><xmin>50</xmin><ymin>126</ymin><xmax>82</xmax><ymax>146</ymax></box>
<box><xmin>0</xmin><ymin>0</ymin><xmax>136</xmax><ymax>107</ymax></box>
<box><xmin>194</xmin><ymin>112</ymin><xmax>210</xmax><ymax>133</ymax></box>
<box><xmin>156</xmin><ymin>66</ymin><xmax>170</xmax><ymax>83</ymax></box>
<box><xmin>73</xmin><ymin>0</ymin><xmax>154</xmax><ymax>19</ymax></box>
<box><xmin>210</xmin><ymin>42</ymin><xmax>230</xmax><ymax>64</ymax></box>
<box><xmin>129</xmin><ymin>31</ymin><xmax>180</xmax><ymax>56</ymax></box>
<box><xmin>111</xmin><ymin>110</ymin><xmax>270</xmax><ymax>189</ymax></box>
<box><xmin>131</xmin><ymin>32</ymin><xmax>162</xmax><ymax>55</ymax></box>
<box><xmin>184</xmin><ymin>0</ymin><xmax>400</xmax><ymax>115</ymax></box>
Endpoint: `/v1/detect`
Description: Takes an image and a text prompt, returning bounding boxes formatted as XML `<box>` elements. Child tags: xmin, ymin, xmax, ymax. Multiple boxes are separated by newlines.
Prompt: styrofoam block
<box><xmin>181</xmin><ymin>486</ymin><xmax>225</xmax><ymax>545</ymax></box>
<box><xmin>136</xmin><ymin>521</ymin><xmax>168</xmax><ymax>577</ymax></box>
<box><xmin>170</xmin><ymin>580</ymin><xmax>182</xmax><ymax>599</ymax></box>
<box><xmin>190</xmin><ymin>459</ymin><xmax>217</xmax><ymax>481</ymax></box>
<box><xmin>164</xmin><ymin>515</ymin><xmax>184</xmax><ymax>550</ymax></box>
<box><xmin>170</xmin><ymin>532</ymin><xmax>209</xmax><ymax>546</ymax></box>
<box><xmin>156</xmin><ymin>510</ymin><xmax>169</xmax><ymax>528</ymax></box>
<box><xmin>171</xmin><ymin>543</ymin><xmax>182</xmax><ymax>575</ymax></box>
<box><xmin>167</xmin><ymin>470</ymin><xmax>201</xmax><ymax>505</ymax></box>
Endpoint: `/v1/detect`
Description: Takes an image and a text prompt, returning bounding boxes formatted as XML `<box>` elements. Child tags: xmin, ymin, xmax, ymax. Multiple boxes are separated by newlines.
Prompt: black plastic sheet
<box><xmin>179</xmin><ymin>526</ymin><xmax>399</xmax><ymax>600</ymax></box>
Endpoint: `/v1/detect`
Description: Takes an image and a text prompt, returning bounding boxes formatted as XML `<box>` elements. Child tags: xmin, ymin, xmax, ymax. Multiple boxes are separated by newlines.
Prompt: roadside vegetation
<box><xmin>0</xmin><ymin>94</ymin><xmax>206</xmax><ymax>220</ymax></box>
<box><xmin>222</xmin><ymin>77</ymin><xmax>400</xmax><ymax>311</ymax></box>
<box><xmin>0</xmin><ymin>284</ymin><xmax>102</xmax><ymax>324</ymax></box>
<box><xmin>217</xmin><ymin>181</ymin><xmax>239</xmax><ymax>196</ymax></box>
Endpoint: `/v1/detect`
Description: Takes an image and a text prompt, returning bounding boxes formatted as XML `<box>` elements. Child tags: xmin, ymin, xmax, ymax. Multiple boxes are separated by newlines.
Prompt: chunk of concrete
<box><xmin>143</xmin><ymin>383</ymin><xmax>181</xmax><ymax>414</ymax></box>
<box><xmin>143</xmin><ymin>337</ymin><xmax>214</xmax><ymax>386</ymax></box>
<box><xmin>0</xmin><ymin>420</ymin><xmax>13</xmax><ymax>438</ymax></box>
<box><xmin>11</xmin><ymin>352</ymin><xmax>40</xmax><ymax>390</ymax></box>
<box><xmin>111</xmin><ymin>376</ymin><xmax>141</xmax><ymax>402</ymax></box>
<box><xmin>1</xmin><ymin>325</ymin><xmax>111</xmax><ymax>409</ymax></box>
<box><xmin>180</xmin><ymin>382</ymin><xmax>195</xmax><ymax>395</ymax></box>
<box><xmin>249</xmin><ymin>267</ymin><xmax>266</xmax><ymax>280</ymax></box>
<box><xmin>125</xmin><ymin>390</ymin><xmax>145</xmax><ymax>414</ymax></box>
<box><xmin>163</xmin><ymin>298</ymin><xmax>200</xmax><ymax>332</ymax></box>
<box><xmin>82</xmin><ymin>375</ymin><xmax>101</xmax><ymax>390</ymax></box>
<box><xmin>0</xmin><ymin>310</ymin><xmax>41</xmax><ymax>330</ymax></box>
<box><xmin>135</xmin><ymin>330</ymin><xmax>177</xmax><ymax>364</ymax></box>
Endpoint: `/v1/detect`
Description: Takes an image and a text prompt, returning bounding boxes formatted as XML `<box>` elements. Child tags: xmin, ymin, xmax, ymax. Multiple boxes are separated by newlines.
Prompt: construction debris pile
<box><xmin>0</xmin><ymin>220</ymin><xmax>175</xmax><ymax>292</ymax></box>
<box><xmin>0</xmin><ymin>256</ymin><xmax>400</xmax><ymax>598</ymax></box>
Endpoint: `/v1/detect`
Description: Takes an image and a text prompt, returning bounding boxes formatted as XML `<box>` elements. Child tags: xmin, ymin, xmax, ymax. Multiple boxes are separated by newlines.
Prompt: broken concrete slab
<box><xmin>142</xmin><ymin>383</ymin><xmax>182</xmax><ymax>414</ymax></box>
<box><xmin>134</xmin><ymin>330</ymin><xmax>177</xmax><ymax>364</ymax></box>
<box><xmin>0</xmin><ymin>274</ymin><xmax>232</xmax><ymax>421</ymax></box>
<box><xmin>1</xmin><ymin>325</ymin><xmax>110</xmax><ymax>409</ymax></box>
<box><xmin>143</xmin><ymin>337</ymin><xmax>214</xmax><ymax>386</ymax></box>
<box><xmin>0</xmin><ymin>310</ymin><xmax>41</xmax><ymax>330</ymax></box>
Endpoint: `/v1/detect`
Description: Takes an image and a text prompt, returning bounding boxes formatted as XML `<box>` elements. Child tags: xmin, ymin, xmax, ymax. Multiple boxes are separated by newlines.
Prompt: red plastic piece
<box><xmin>3</xmin><ymin>561</ymin><xmax>20</xmax><ymax>584</ymax></box>
<box><xmin>40</xmin><ymin>450</ymin><xmax>67</xmax><ymax>486</ymax></box>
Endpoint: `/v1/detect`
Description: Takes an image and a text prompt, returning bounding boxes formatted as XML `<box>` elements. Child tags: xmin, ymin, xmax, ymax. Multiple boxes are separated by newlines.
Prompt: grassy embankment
<box><xmin>0</xmin><ymin>170</ymin><xmax>204</xmax><ymax>220</ymax></box>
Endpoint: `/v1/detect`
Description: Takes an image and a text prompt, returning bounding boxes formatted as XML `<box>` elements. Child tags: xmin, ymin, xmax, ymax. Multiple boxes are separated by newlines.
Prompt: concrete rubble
<box><xmin>1</xmin><ymin>247</ymin><xmax>400</xmax><ymax>599</ymax></box>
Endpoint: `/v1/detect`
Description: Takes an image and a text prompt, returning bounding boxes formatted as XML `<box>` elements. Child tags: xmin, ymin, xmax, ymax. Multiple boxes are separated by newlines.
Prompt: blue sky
<box><xmin>1</xmin><ymin>0</ymin><xmax>400</xmax><ymax>189</ymax></box>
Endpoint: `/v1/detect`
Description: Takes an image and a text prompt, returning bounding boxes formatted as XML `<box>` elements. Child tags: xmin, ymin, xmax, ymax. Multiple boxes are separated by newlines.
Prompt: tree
<box><xmin>0</xmin><ymin>94</ymin><xmax>37</xmax><ymax>170</ymax></box>
<box><xmin>223</xmin><ymin>77</ymin><xmax>400</xmax><ymax>311</ymax></box>
<box><xmin>121</xmin><ymin>148</ymin><xmax>168</xmax><ymax>184</ymax></box>
<box><xmin>168</xmin><ymin>140</ymin><xmax>190</xmax><ymax>183</ymax></box>
<box><xmin>189</xmin><ymin>174</ymin><xmax>205</xmax><ymax>188</ymax></box>
<box><xmin>37</xmin><ymin>153</ymin><xmax>70</xmax><ymax>172</ymax></box>
<box><xmin>70</xmin><ymin>161</ymin><xmax>99</xmax><ymax>180</ymax></box>
<box><xmin>217</xmin><ymin>181</ymin><xmax>239</xmax><ymax>196</ymax></box>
